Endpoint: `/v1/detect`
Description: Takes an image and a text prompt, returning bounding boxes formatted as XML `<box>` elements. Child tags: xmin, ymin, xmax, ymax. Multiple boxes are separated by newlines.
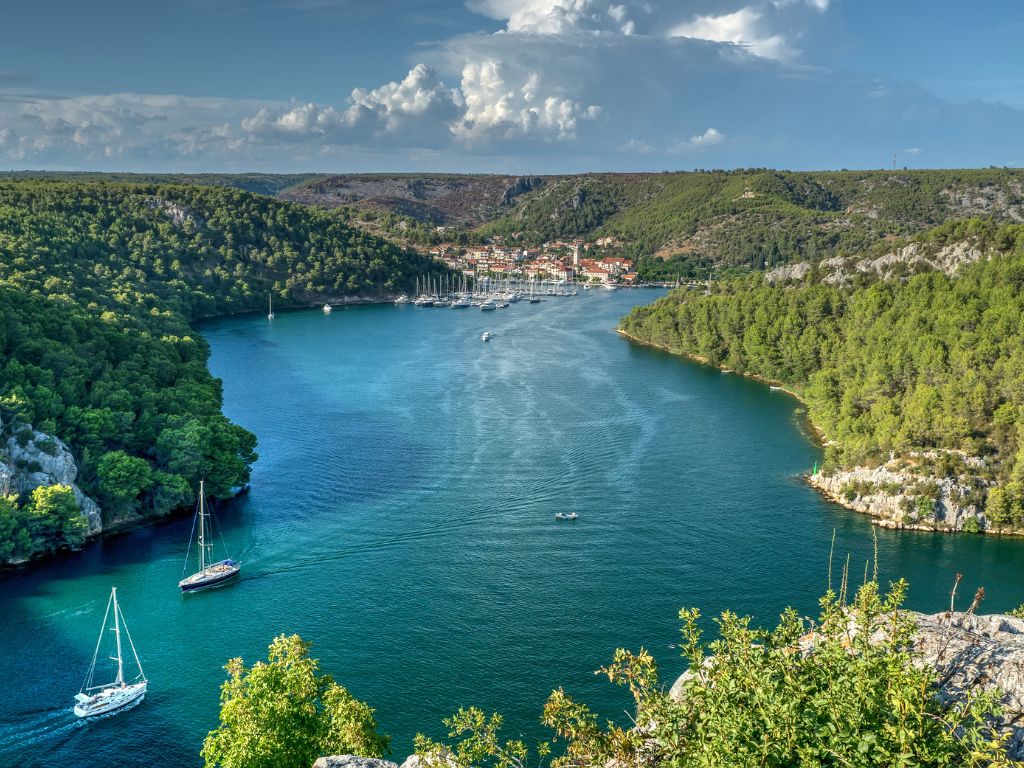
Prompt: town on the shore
<box><xmin>428</xmin><ymin>236</ymin><xmax>638</xmax><ymax>285</ymax></box>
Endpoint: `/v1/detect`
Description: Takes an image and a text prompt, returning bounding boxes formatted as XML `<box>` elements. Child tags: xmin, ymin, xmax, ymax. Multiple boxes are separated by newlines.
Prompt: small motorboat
<box><xmin>323</xmin><ymin>304</ymin><xmax>332</xmax><ymax>314</ymax></box>
<box><xmin>394</xmin><ymin>294</ymin><xmax>411</xmax><ymax>305</ymax></box>
<box><xmin>554</xmin><ymin>512</ymin><xmax>579</xmax><ymax>521</ymax></box>
<box><xmin>481</xmin><ymin>331</ymin><xmax>491</xmax><ymax>342</ymax></box>
<box><xmin>480</xmin><ymin>301</ymin><xmax>497</xmax><ymax>311</ymax></box>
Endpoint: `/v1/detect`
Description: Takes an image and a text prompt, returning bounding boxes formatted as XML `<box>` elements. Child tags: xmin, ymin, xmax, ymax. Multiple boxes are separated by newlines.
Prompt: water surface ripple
<box><xmin>3</xmin><ymin>290</ymin><xmax>1023</xmax><ymax>766</ymax></box>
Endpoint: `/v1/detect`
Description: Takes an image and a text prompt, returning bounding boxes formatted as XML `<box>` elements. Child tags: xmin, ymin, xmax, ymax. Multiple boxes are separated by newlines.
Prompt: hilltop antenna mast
<box><xmin>892</xmin><ymin>152</ymin><xmax>897</xmax><ymax>170</ymax></box>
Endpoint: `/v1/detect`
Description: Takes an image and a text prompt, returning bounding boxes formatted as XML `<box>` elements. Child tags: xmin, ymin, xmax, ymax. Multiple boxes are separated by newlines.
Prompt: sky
<box><xmin>1</xmin><ymin>0</ymin><xmax>1022</xmax><ymax>173</ymax></box>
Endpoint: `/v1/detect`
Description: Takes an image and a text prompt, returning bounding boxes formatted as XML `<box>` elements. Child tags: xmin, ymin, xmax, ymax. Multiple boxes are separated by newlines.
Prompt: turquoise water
<box><xmin>3</xmin><ymin>289</ymin><xmax>1024</xmax><ymax>767</ymax></box>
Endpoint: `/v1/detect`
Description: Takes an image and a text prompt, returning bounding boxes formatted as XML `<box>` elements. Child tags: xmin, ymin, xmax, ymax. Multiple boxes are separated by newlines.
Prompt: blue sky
<box><xmin>1</xmin><ymin>0</ymin><xmax>1022</xmax><ymax>172</ymax></box>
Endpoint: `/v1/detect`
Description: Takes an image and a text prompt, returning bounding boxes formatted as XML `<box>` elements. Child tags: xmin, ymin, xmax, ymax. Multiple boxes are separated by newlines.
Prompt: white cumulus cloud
<box><xmin>467</xmin><ymin>0</ymin><xmax>640</xmax><ymax>35</ymax></box>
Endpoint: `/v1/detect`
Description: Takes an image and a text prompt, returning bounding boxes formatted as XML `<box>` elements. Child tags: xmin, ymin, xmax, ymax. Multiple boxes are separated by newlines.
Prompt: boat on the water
<box><xmin>769</xmin><ymin>385</ymin><xmax>783</xmax><ymax>391</ymax></box>
<box><xmin>178</xmin><ymin>480</ymin><xmax>240</xmax><ymax>593</ymax></box>
<box><xmin>481</xmin><ymin>331</ymin><xmax>491</xmax><ymax>342</ymax></box>
<box><xmin>323</xmin><ymin>304</ymin><xmax>332</xmax><ymax>314</ymax></box>
<box><xmin>394</xmin><ymin>294</ymin><xmax>411</xmax><ymax>305</ymax></box>
<box><xmin>451</xmin><ymin>297</ymin><xmax>471</xmax><ymax>308</ymax></box>
<box><xmin>73</xmin><ymin>587</ymin><xmax>147</xmax><ymax>718</ymax></box>
<box><xmin>267</xmin><ymin>293</ymin><xmax>275</xmax><ymax>320</ymax></box>
<box><xmin>480</xmin><ymin>301</ymin><xmax>497</xmax><ymax>311</ymax></box>
<box><xmin>554</xmin><ymin>512</ymin><xmax>579</xmax><ymax>521</ymax></box>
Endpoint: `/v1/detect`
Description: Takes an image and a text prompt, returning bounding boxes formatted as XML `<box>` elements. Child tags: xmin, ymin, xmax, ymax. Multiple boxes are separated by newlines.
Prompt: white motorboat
<box><xmin>451</xmin><ymin>297</ymin><xmax>471</xmax><ymax>308</ymax></box>
<box><xmin>554</xmin><ymin>512</ymin><xmax>579</xmax><ymax>521</ymax></box>
<box><xmin>323</xmin><ymin>303</ymin><xmax>332</xmax><ymax>314</ymax></box>
<box><xmin>481</xmin><ymin>331</ymin><xmax>492</xmax><ymax>341</ymax></box>
<box><xmin>73</xmin><ymin>587</ymin><xmax>147</xmax><ymax>718</ymax></box>
<box><xmin>480</xmin><ymin>301</ymin><xmax>497</xmax><ymax>311</ymax></box>
<box><xmin>394</xmin><ymin>294</ymin><xmax>412</xmax><ymax>305</ymax></box>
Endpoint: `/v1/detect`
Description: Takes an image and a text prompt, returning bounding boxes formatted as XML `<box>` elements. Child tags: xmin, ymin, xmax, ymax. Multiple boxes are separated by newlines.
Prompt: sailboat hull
<box><xmin>179</xmin><ymin>560</ymin><xmax>241</xmax><ymax>593</ymax></box>
<box><xmin>74</xmin><ymin>682</ymin><xmax>147</xmax><ymax>718</ymax></box>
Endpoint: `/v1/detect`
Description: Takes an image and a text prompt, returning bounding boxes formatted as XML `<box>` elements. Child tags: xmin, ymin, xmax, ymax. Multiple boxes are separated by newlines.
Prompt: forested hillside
<box><xmin>12</xmin><ymin>170</ymin><xmax>1024</xmax><ymax>283</ymax></box>
<box><xmin>0</xmin><ymin>181</ymin><xmax>437</xmax><ymax>562</ymax></box>
<box><xmin>480</xmin><ymin>169</ymin><xmax>1024</xmax><ymax>279</ymax></box>
<box><xmin>620</xmin><ymin>219</ymin><xmax>1024</xmax><ymax>527</ymax></box>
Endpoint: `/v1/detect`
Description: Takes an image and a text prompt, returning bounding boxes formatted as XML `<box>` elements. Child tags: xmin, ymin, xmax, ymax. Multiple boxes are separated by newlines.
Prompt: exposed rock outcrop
<box><xmin>765</xmin><ymin>240</ymin><xmax>986</xmax><ymax>287</ymax></box>
<box><xmin>501</xmin><ymin>176</ymin><xmax>544</xmax><ymax>206</ymax></box>
<box><xmin>915</xmin><ymin>611</ymin><xmax>1024</xmax><ymax>759</ymax></box>
<box><xmin>764</xmin><ymin>261</ymin><xmax>812</xmax><ymax>285</ymax></box>
<box><xmin>144</xmin><ymin>197</ymin><xmax>206</xmax><ymax>230</ymax></box>
<box><xmin>808</xmin><ymin>454</ymin><xmax>987</xmax><ymax>533</ymax></box>
<box><xmin>312</xmin><ymin>757</ymin><xmax>400</xmax><ymax>768</ymax></box>
<box><xmin>315</xmin><ymin>753</ymin><xmax>451</xmax><ymax>768</ymax></box>
<box><xmin>0</xmin><ymin>418</ymin><xmax>102</xmax><ymax>535</ymax></box>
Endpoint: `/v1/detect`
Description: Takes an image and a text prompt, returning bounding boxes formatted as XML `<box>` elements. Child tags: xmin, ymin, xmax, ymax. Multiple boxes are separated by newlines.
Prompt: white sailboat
<box><xmin>73</xmin><ymin>587</ymin><xmax>147</xmax><ymax>718</ymax></box>
<box><xmin>267</xmin><ymin>293</ymin><xmax>275</xmax><ymax>320</ymax></box>
<box><xmin>179</xmin><ymin>480</ymin><xmax>240</xmax><ymax>593</ymax></box>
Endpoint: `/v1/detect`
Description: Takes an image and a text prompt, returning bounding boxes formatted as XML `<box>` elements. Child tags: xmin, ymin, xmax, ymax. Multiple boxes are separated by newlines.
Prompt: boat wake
<box><xmin>0</xmin><ymin>706</ymin><xmax>85</xmax><ymax>750</ymax></box>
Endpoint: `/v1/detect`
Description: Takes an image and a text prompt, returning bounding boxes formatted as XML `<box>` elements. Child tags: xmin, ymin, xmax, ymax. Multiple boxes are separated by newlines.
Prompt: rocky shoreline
<box><xmin>807</xmin><ymin>456</ymin><xmax>998</xmax><ymax>535</ymax></box>
<box><xmin>617</xmin><ymin>327</ymin><xmax>1017</xmax><ymax>537</ymax></box>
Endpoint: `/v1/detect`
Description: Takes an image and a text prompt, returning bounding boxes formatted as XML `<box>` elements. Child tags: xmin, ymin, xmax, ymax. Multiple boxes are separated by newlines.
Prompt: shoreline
<box><xmin>614</xmin><ymin>327</ymin><xmax>1017</xmax><ymax>539</ymax></box>
<box><xmin>614</xmin><ymin>327</ymin><xmax>809</xmax><ymax>407</ymax></box>
<box><xmin>193</xmin><ymin>293</ymin><xmax>398</xmax><ymax>321</ymax></box>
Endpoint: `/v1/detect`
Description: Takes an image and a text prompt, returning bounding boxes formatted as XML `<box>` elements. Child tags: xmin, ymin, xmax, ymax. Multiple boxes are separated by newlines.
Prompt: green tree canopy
<box><xmin>201</xmin><ymin>634</ymin><xmax>390</xmax><ymax>768</ymax></box>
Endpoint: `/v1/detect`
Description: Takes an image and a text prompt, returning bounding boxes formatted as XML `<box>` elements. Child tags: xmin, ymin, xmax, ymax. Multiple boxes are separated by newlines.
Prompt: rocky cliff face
<box><xmin>914</xmin><ymin>611</ymin><xmax>1024</xmax><ymax>759</ymax></box>
<box><xmin>765</xmin><ymin>240</ymin><xmax>986</xmax><ymax>287</ymax></box>
<box><xmin>313</xmin><ymin>756</ymin><xmax>425</xmax><ymax>768</ymax></box>
<box><xmin>808</xmin><ymin>454</ymin><xmax>988</xmax><ymax>533</ymax></box>
<box><xmin>0</xmin><ymin>418</ymin><xmax>102</xmax><ymax>535</ymax></box>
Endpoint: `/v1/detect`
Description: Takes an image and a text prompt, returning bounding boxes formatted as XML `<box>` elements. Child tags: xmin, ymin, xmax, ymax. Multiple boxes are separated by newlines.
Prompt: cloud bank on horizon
<box><xmin>0</xmin><ymin>0</ymin><xmax>1021</xmax><ymax>172</ymax></box>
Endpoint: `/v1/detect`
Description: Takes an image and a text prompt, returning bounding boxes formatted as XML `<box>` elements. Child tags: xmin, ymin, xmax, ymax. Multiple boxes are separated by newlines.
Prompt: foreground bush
<box><xmin>422</xmin><ymin>580</ymin><xmax>1009</xmax><ymax>768</ymax></box>
<box><xmin>202</xmin><ymin>634</ymin><xmax>389</xmax><ymax>768</ymax></box>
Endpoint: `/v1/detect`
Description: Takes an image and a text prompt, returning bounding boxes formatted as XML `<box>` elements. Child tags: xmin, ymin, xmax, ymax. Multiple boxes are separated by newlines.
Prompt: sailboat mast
<box><xmin>198</xmin><ymin>480</ymin><xmax>207</xmax><ymax>572</ymax></box>
<box><xmin>112</xmin><ymin>588</ymin><xmax>125</xmax><ymax>686</ymax></box>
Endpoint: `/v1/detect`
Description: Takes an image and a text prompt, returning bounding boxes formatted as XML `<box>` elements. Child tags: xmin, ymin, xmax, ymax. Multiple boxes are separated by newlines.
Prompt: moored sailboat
<box><xmin>73</xmin><ymin>587</ymin><xmax>147</xmax><ymax>718</ymax></box>
<box><xmin>267</xmin><ymin>293</ymin><xmax>275</xmax><ymax>320</ymax></box>
<box><xmin>178</xmin><ymin>480</ymin><xmax>240</xmax><ymax>593</ymax></box>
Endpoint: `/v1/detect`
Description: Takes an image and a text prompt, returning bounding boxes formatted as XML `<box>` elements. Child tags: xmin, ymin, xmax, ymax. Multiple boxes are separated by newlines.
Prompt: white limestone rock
<box><xmin>0</xmin><ymin>419</ymin><xmax>102</xmax><ymax>535</ymax></box>
<box><xmin>313</xmin><ymin>758</ymin><xmax>399</xmax><ymax>768</ymax></box>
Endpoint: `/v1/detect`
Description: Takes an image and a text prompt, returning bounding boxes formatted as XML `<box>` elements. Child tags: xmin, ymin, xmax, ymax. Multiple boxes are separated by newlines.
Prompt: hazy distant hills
<box><xmin>8</xmin><ymin>168</ymin><xmax>1024</xmax><ymax>277</ymax></box>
